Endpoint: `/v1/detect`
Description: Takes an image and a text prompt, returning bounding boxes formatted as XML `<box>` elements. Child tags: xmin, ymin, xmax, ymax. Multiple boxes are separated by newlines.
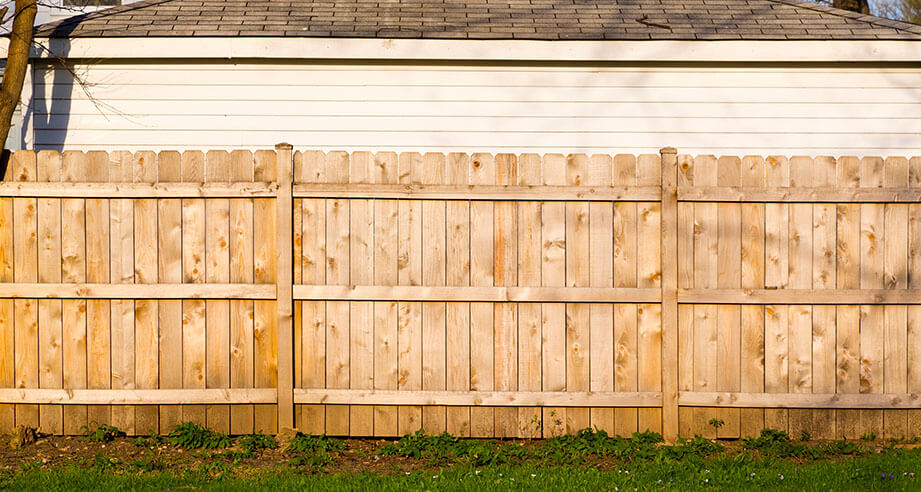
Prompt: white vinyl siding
<box><xmin>27</xmin><ymin>61</ymin><xmax>921</xmax><ymax>156</ymax></box>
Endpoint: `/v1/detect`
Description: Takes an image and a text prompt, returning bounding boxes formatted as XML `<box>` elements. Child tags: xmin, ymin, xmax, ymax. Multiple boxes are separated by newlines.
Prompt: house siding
<box><xmin>26</xmin><ymin>61</ymin><xmax>921</xmax><ymax>156</ymax></box>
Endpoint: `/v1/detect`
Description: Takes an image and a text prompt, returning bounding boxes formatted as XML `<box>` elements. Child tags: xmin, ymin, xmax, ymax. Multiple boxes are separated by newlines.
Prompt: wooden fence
<box><xmin>1</xmin><ymin>147</ymin><xmax>920</xmax><ymax>441</ymax></box>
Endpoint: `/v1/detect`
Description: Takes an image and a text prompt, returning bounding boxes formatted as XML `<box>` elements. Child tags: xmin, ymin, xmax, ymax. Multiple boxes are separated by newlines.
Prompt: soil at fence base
<box><xmin>5</xmin><ymin>433</ymin><xmax>918</xmax><ymax>476</ymax></box>
<box><xmin>0</xmin><ymin>435</ymin><xmax>434</xmax><ymax>475</ymax></box>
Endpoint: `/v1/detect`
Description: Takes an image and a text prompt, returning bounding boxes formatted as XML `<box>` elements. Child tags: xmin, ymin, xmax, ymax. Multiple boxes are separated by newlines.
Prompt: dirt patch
<box><xmin>0</xmin><ymin>432</ymin><xmax>459</xmax><ymax>476</ymax></box>
<box><xmin>0</xmin><ymin>431</ymin><xmax>902</xmax><ymax>476</ymax></box>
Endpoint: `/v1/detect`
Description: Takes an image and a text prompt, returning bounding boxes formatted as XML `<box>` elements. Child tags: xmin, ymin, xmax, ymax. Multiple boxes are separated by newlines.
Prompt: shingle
<box><xmin>33</xmin><ymin>0</ymin><xmax>921</xmax><ymax>40</ymax></box>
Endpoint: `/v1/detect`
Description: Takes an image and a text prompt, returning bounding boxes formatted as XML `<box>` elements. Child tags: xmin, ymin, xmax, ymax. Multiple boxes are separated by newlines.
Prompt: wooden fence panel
<box><xmin>0</xmin><ymin>149</ymin><xmax>274</xmax><ymax>436</ymax></box>
<box><xmin>290</xmin><ymin>151</ymin><xmax>662</xmax><ymax>438</ymax></box>
<box><xmin>1</xmin><ymin>148</ymin><xmax>921</xmax><ymax>441</ymax></box>
<box><xmin>675</xmin><ymin>153</ymin><xmax>921</xmax><ymax>441</ymax></box>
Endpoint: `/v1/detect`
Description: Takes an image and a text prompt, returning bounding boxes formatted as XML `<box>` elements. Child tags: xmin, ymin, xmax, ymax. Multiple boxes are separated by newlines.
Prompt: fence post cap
<box><xmin>275</xmin><ymin>142</ymin><xmax>293</xmax><ymax>151</ymax></box>
<box><xmin>659</xmin><ymin>147</ymin><xmax>677</xmax><ymax>155</ymax></box>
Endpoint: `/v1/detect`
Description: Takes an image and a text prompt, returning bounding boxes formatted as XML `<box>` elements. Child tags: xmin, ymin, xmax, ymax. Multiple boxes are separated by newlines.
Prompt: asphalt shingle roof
<box><xmin>34</xmin><ymin>0</ymin><xmax>921</xmax><ymax>40</ymax></box>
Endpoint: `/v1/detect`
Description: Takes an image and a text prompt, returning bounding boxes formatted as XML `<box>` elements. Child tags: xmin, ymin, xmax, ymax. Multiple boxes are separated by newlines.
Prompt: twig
<box><xmin>636</xmin><ymin>14</ymin><xmax>672</xmax><ymax>31</ymax></box>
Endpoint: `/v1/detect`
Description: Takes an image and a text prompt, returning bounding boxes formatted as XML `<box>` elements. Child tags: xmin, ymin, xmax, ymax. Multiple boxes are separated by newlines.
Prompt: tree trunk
<box><xmin>0</xmin><ymin>0</ymin><xmax>37</xmax><ymax>151</ymax></box>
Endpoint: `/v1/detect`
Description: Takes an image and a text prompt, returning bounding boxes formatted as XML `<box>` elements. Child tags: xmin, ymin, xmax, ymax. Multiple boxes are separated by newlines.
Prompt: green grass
<box><xmin>1</xmin><ymin>450</ymin><xmax>921</xmax><ymax>491</ymax></box>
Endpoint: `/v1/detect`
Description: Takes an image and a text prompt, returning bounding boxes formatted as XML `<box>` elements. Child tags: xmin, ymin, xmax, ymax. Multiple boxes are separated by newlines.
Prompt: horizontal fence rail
<box><xmin>1</xmin><ymin>149</ymin><xmax>920</xmax><ymax>442</ymax></box>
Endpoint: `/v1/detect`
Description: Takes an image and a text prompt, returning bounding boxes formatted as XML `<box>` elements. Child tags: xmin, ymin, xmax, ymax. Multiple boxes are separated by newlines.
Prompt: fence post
<box><xmin>275</xmin><ymin>143</ymin><xmax>295</xmax><ymax>431</ymax></box>
<box><xmin>659</xmin><ymin>147</ymin><xmax>679</xmax><ymax>443</ymax></box>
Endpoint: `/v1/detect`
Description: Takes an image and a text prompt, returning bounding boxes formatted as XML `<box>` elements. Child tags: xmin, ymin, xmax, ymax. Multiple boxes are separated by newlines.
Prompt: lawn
<box><xmin>0</xmin><ymin>424</ymin><xmax>919</xmax><ymax>491</ymax></box>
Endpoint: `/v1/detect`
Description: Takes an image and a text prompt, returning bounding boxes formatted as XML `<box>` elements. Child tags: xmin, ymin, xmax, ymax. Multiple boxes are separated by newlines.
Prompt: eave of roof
<box><xmin>12</xmin><ymin>37</ymin><xmax>921</xmax><ymax>62</ymax></box>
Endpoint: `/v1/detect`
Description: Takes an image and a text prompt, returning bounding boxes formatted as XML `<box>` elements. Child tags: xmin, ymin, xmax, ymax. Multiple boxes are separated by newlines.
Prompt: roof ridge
<box><xmin>767</xmin><ymin>0</ymin><xmax>921</xmax><ymax>35</ymax></box>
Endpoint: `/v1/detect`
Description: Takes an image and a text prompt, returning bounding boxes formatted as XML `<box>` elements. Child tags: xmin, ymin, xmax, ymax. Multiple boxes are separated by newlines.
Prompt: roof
<box><xmin>34</xmin><ymin>0</ymin><xmax>921</xmax><ymax>41</ymax></box>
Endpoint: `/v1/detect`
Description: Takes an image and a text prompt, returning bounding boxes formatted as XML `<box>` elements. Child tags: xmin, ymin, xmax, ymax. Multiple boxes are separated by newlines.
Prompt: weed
<box><xmin>861</xmin><ymin>432</ymin><xmax>877</xmax><ymax>442</ymax></box>
<box><xmin>286</xmin><ymin>433</ymin><xmax>344</xmax><ymax>470</ymax></box>
<box><xmin>18</xmin><ymin>460</ymin><xmax>41</xmax><ymax>473</ymax></box>
<box><xmin>167</xmin><ymin>422</ymin><xmax>232</xmax><ymax>449</ymax></box>
<box><xmin>669</xmin><ymin>435</ymin><xmax>724</xmax><ymax>458</ymax></box>
<box><xmin>196</xmin><ymin>461</ymin><xmax>231</xmax><ymax>479</ymax></box>
<box><xmin>128</xmin><ymin>456</ymin><xmax>165</xmax><ymax>473</ymax></box>
<box><xmin>215</xmin><ymin>450</ymin><xmax>252</xmax><ymax>462</ymax></box>
<box><xmin>799</xmin><ymin>430</ymin><xmax>812</xmax><ymax>442</ymax></box>
<box><xmin>519</xmin><ymin>413</ymin><xmax>542</xmax><ymax>438</ymax></box>
<box><xmin>238</xmin><ymin>432</ymin><xmax>278</xmax><ymax>455</ymax></box>
<box><xmin>820</xmin><ymin>440</ymin><xmax>864</xmax><ymax>456</ymax></box>
<box><xmin>741</xmin><ymin>429</ymin><xmax>834</xmax><ymax>459</ymax></box>
<box><xmin>81</xmin><ymin>424</ymin><xmax>124</xmax><ymax>443</ymax></box>
<box><xmin>742</xmin><ymin>429</ymin><xmax>804</xmax><ymax>458</ymax></box>
<box><xmin>133</xmin><ymin>431</ymin><xmax>165</xmax><ymax>448</ymax></box>
<box><xmin>708</xmin><ymin>418</ymin><xmax>725</xmax><ymax>432</ymax></box>
<box><xmin>90</xmin><ymin>455</ymin><xmax>119</xmax><ymax>472</ymax></box>
<box><xmin>377</xmin><ymin>430</ymin><xmax>518</xmax><ymax>466</ymax></box>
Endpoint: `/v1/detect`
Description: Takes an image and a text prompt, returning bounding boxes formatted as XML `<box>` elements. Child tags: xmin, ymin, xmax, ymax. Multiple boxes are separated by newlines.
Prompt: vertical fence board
<box><xmin>323</xmin><ymin>152</ymin><xmax>350</xmax><ymax>435</ymax></box>
<box><xmin>541</xmin><ymin>154</ymin><xmax>566</xmax><ymax>437</ymax></box>
<box><xmin>85</xmin><ymin>152</ymin><xmax>111</xmax><ymax>429</ymax></box>
<box><xmin>517</xmin><ymin>154</ymin><xmax>542</xmax><ymax>437</ymax></box>
<box><xmin>637</xmin><ymin>153</ymin><xmax>662</xmax><ymax>434</ymax></box>
<box><xmin>157</xmin><ymin>151</ymin><xmax>182</xmax><ymax>433</ymax></box>
<box><xmin>0</xmin><ymin>192</ymin><xmax>11</xmax><ymax>432</ymax></box>
<box><xmin>716</xmin><ymin>156</ymin><xmax>741</xmax><ymax>439</ymax></box>
<box><xmin>787</xmin><ymin>156</ymin><xmax>814</xmax><ymax>440</ymax></box>
<box><xmin>37</xmin><ymin>151</ymin><xmax>62</xmax><ymax>435</ymax></box>
<box><xmin>13</xmin><ymin>151</ymin><xmax>39</xmax><ymax>429</ymax></box>
<box><xmin>229</xmin><ymin>150</ymin><xmax>256</xmax><ymax>436</ymax></box>
<box><xmin>397</xmin><ymin>153</ymin><xmax>423</xmax><ymax>435</ymax></box>
<box><xmin>494</xmin><ymin>153</ymin><xmax>519</xmax><ymax>437</ymax></box>
<box><xmin>739</xmin><ymin>156</ymin><xmax>765</xmax><ymax>437</ymax></box>
<box><xmin>421</xmin><ymin>152</ymin><xmax>448</xmax><ymax>435</ymax></box>
<box><xmin>859</xmin><ymin>157</ymin><xmax>885</xmax><ymax>438</ymax></box>
<box><xmin>109</xmin><ymin>151</ymin><xmax>136</xmax><ymax>434</ymax></box>
<box><xmin>588</xmin><ymin>154</ymin><xmax>614</xmax><ymax>435</ymax></box>
<box><xmin>883</xmin><ymin>157</ymin><xmax>909</xmax><ymax>439</ymax></box>
<box><xmin>676</xmin><ymin>153</ymin><xmax>694</xmax><ymax>438</ymax></box>
<box><xmin>372</xmin><ymin>152</ymin><xmax>399</xmax><ymax>437</ymax></box>
<box><xmin>295</xmin><ymin>150</ymin><xmax>323</xmax><ymax>434</ymax></box>
<box><xmin>349</xmin><ymin>152</ymin><xmax>375</xmax><ymax>436</ymax></box>
<box><xmin>180</xmin><ymin>151</ymin><xmax>206</xmax><ymax>427</ymax></box>
<box><xmin>205</xmin><ymin>151</ymin><xmax>232</xmax><ymax>434</ymax></box>
<box><xmin>692</xmin><ymin>155</ymin><xmax>718</xmax><ymax>438</ymax></box>
<box><xmin>837</xmin><ymin>158</ymin><xmax>865</xmax><ymax>441</ymax></box>
<box><xmin>134</xmin><ymin>151</ymin><xmax>159</xmax><ymax>435</ymax></box>
<box><xmin>468</xmin><ymin>153</ymin><xmax>496</xmax><ymax>437</ymax></box>
<box><xmin>296</xmin><ymin>151</ymin><xmax>325</xmax><ymax>435</ymax></box>
<box><xmin>909</xmin><ymin>157</ymin><xmax>921</xmax><ymax>433</ymax></box>
<box><xmin>763</xmin><ymin>156</ymin><xmax>790</xmax><ymax>433</ymax></box>
<box><xmin>445</xmin><ymin>153</ymin><xmax>472</xmax><ymax>437</ymax></box>
<box><xmin>811</xmin><ymin>157</ymin><xmax>837</xmax><ymax>439</ymax></box>
<box><xmin>612</xmin><ymin>154</ymin><xmax>637</xmax><ymax>436</ymax></box>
